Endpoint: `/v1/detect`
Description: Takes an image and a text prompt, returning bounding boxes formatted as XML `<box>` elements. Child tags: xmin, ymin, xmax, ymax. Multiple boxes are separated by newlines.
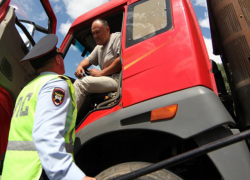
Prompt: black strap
<box><xmin>39</xmin><ymin>170</ymin><xmax>49</xmax><ymax>180</ymax></box>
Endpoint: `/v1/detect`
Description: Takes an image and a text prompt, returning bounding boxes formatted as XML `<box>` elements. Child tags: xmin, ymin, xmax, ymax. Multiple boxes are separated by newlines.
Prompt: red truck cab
<box><xmin>1</xmin><ymin>0</ymin><xmax>250</xmax><ymax>179</ymax></box>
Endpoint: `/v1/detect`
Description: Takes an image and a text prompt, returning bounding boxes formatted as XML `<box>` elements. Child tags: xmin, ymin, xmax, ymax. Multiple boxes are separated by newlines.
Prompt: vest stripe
<box><xmin>7</xmin><ymin>141</ymin><xmax>36</xmax><ymax>151</ymax></box>
<box><xmin>7</xmin><ymin>141</ymin><xmax>74</xmax><ymax>153</ymax></box>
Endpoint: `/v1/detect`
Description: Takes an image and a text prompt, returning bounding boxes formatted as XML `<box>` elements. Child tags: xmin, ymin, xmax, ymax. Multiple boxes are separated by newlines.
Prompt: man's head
<box><xmin>20</xmin><ymin>34</ymin><xmax>65</xmax><ymax>75</ymax></box>
<box><xmin>91</xmin><ymin>19</ymin><xmax>110</xmax><ymax>45</ymax></box>
<box><xmin>35</xmin><ymin>53</ymin><xmax>65</xmax><ymax>75</ymax></box>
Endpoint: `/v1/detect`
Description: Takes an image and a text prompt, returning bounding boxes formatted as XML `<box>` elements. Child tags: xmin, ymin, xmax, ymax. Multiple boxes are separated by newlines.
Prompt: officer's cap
<box><xmin>20</xmin><ymin>34</ymin><xmax>60</xmax><ymax>70</ymax></box>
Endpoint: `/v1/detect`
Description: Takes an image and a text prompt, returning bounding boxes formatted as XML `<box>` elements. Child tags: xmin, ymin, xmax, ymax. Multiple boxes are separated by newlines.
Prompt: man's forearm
<box><xmin>79</xmin><ymin>59</ymin><xmax>91</xmax><ymax>69</ymax></box>
<box><xmin>100</xmin><ymin>57</ymin><xmax>121</xmax><ymax>76</ymax></box>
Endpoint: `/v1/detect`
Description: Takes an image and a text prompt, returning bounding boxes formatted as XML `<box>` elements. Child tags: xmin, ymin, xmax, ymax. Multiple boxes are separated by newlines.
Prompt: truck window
<box><xmin>63</xmin><ymin>39</ymin><xmax>99</xmax><ymax>78</ymax></box>
<box><xmin>64</xmin><ymin>12</ymin><xmax>123</xmax><ymax>78</ymax></box>
<box><xmin>126</xmin><ymin>0</ymin><xmax>172</xmax><ymax>48</ymax></box>
<box><xmin>9</xmin><ymin>0</ymin><xmax>55</xmax><ymax>48</ymax></box>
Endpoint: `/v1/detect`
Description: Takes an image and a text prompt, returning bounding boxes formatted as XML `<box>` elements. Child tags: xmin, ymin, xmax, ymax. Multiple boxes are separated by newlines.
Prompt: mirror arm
<box><xmin>47</xmin><ymin>19</ymin><xmax>51</xmax><ymax>34</ymax></box>
<box><xmin>19</xmin><ymin>19</ymin><xmax>49</xmax><ymax>34</ymax></box>
<box><xmin>40</xmin><ymin>0</ymin><xmax>57</xmax><ymax>34</ymax></box>
<box><xmin>15</xmin><ymin>18</ymin><xmax>36</xmax><ymax>46</ymax></box>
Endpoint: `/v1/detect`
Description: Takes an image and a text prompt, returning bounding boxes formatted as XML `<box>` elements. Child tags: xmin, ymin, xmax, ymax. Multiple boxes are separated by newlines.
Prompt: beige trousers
<box><xmin>74</xmin><ymin>75</ymin><xmax>118</xmax><ymax>111</ymax></box>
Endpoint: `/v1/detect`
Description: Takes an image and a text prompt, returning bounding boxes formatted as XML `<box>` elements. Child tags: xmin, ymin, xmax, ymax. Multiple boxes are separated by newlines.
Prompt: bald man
<box><xmin>74</xmin><ymin>19</ymin><xmax>121</xmax><ymax>111</ymax></box>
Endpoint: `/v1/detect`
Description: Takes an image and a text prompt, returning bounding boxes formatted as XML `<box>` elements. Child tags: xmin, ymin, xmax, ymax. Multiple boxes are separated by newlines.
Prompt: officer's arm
<box><xmin>32</xmin><ymin>79</ymin><xmax>86</xmax><ymax>180</ymax></box>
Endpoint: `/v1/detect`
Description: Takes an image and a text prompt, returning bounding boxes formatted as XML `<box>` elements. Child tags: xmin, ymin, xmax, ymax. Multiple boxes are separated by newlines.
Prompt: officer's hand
<box><xmin>82</xmin><ymin>176</ymin><xmax>97</xmax><ymax>180</ymax></box>
<box><xmin>75</xmin><ymin>66</ymin><xmax>85</xmax><ymax>78</ymax></box>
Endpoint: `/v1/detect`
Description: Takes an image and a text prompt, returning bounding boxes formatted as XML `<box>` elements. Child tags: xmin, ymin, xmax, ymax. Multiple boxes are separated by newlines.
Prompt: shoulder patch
<box><xmin>52</xmin><ymin>87</ymin><xmax>65</xmax><ymax>106</ymax></box>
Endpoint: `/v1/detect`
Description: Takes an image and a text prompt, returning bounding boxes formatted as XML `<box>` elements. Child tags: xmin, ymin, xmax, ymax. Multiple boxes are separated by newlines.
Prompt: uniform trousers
<box><xmin>74</xmin><ymin>75</ymin><xmax>118</xmax><ymax>111</ymax></box>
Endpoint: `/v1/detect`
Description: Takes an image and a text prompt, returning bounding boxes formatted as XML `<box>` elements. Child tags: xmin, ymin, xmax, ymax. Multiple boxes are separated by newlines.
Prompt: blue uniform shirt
<box><xmin>32</xmin><ymin>72</ymin><xmax>85</xmax><ymax>180</ymax></box>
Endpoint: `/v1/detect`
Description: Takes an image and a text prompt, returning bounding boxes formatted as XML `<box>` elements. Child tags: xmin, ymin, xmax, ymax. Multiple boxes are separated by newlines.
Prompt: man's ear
<box><xmin>55</xmin><ymin>54</ymin><xmax>61</xmax><ymax>64</ymax></box>
<box><xmin>106</xmin><ymin>26</ymin><xmax>110</xmax><ymax>33</ymax></box>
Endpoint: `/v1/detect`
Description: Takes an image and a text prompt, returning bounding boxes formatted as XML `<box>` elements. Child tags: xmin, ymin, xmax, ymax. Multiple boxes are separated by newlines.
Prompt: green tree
<box><xmin>217</xmin><ymin>63</ymin><xmax>230</xmax><ymax>93</ymax></box>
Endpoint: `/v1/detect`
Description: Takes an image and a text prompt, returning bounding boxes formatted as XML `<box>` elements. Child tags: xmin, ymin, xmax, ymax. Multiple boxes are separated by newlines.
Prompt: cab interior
<box><xmin>0</xmin><ymin>3</ymin><xmax>124</xmax><ymax>126</ymax></box>
<box><xmin>67</xmin><ymin>12</ymin><xmax>124</xmax><ymax>125</ymax></box>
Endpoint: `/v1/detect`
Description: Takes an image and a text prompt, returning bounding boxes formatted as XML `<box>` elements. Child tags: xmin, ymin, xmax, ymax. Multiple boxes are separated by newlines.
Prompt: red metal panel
<box><xmin>70</xmin><ymin>0</ymin><xmax>128</xmax><ymax>32</ymax></box>
<box><xmin>121</xmin><ymin>0</ymin><xmax>217</xmax><ymax>107</ymax></box>
<box><xmin>60</xmin><ymin>33</ymin><xmax>72</xmax><ymax>52</ymax></box>
<box><xmin>60</xmin><ymin>0</ymin><xmax>128</xmax><ymax>51</ymax></box>
<box><xmin>76</xmin><ymin>104</ymin><xmax>122</xmax><ymax>132</ymax></box>
<box><xmin>41</xmin><ymin>0</ymin><xmax>57</xmax><ymax>34</ymax></box>
<box><xmin>0</xmin><ymin>0</ymin><xmax>10</xmax><ymax>23</ymax></box>
<box><xmin>0</xmin><ymin>87</ymin><xmax>14</xmax><ymax>158</ymax></box>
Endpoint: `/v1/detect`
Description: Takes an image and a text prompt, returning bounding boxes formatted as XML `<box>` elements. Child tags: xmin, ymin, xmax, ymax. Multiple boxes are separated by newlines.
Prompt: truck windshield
<box><xmin>9</xmin><ymin>0</ymin><xmax>48</xmax><ymax>27</ymax></box>
<box><xmin>64</xmin><ymin>39</ymin><xmax>95</xmax><ymax>78</ymax></box>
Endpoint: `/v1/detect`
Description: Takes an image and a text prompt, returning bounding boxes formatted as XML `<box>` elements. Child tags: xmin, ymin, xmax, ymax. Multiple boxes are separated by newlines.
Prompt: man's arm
<box><xmin>89</xmin><ymin>57</ymin><xmax>121</xmax><ymax>77</ymax></box>
<box><xmin>75</xmin><ymin>59</ymin><xmax>92</xmax><ymax>78</ymax></box>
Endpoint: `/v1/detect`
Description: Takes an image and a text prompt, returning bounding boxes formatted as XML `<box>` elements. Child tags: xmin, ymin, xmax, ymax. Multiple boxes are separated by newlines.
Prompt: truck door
<box><xmin>122</xmin><ymin>0</ymin><xmax>173</xmax><ymax>107</ymax></box>
<box><xmin>0</xmin><ymin>0</ymin><xmax>57</xmax><ymax>160</ymax></box>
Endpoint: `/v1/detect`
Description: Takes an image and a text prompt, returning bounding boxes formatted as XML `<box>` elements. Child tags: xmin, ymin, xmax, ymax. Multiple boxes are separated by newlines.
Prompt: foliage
<box><xmin>216</xmin><ymin>63</ymin><xmax>230</xmax><ymax>93</ymax></box>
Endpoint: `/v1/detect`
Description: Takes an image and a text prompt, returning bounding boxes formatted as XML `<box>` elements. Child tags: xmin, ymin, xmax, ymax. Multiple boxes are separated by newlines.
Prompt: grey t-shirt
<box><xmin>87</xmin><ymin>32</ymin><xmax>121</xmax><ymax>70</ymax></box>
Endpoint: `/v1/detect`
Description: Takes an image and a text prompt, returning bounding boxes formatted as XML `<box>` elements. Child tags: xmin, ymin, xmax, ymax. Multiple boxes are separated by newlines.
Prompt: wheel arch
<box><xmin>74</xmin><ymin>86</ymin><xmax>236</xmax><ymax>178</ymax></box>
<box><xmin>75</xmin><ymin>86</ymin><xmax>235</xmax><ymax>154</ymax></box>
<box><xmin>75</xmin><ymin>129</ymin><xmax>192</xmax><ymax>176</ymax></box>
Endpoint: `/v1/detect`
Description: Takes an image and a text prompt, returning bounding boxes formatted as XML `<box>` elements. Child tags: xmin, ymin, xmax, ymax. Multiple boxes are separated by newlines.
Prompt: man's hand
<box><xmin>82</xmin><ymin>176</ymin><xmax>97</xmax><ymax>180</ymax></box>
<box><xmin>89</xmin><ymin>69</ymin><xmax>102</xmax><ymax>77</ymax></box>
<box><xmin>75</xmin><ymin>66</ymin><xmax>86</xmax><ymax>78</ymax></box>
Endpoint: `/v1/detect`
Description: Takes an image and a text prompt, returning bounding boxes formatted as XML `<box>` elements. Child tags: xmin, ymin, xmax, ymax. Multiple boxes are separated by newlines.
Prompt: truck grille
<box><xmin>217</xmin><ymin>3</ymin><xmax>242</xmax><ymax>41</ymax></box>
<box><xmin>239</xmin><ymin>0</ymin><xmax>250</xmax><ymax>28</ymax></box>
<box><xmin>209</xmin><ymin>0</ymin><xmax>250</xmax><ymax>128</ymax></box>
<box><xmin>212</xmin><ymin>0</ymin><xmax>223</xmax><ymax>7</ymax></box>
<box><xmin>0</xmin><ymin>57</ymin><xmax>13</xmax><ymax>81</ymax></box>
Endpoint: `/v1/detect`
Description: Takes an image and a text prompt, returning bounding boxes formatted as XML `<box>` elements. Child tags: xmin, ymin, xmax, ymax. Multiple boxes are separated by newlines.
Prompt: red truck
<box><xmin>1</xmin><ymin>0</ymin><xmax>250</xmax><ymax>179</ymax></box>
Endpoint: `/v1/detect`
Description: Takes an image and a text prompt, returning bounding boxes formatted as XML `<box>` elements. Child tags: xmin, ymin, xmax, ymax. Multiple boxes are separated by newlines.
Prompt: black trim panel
<box><xmin>194</xmin><ymin>127</ymin><xmax>250</xmax><ymax>180</ymax></box>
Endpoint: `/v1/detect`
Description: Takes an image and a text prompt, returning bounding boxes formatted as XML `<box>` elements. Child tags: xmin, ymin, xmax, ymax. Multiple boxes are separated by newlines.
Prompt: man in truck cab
<box><xmin>74</xmin><ymin>19</ymin><xmax>121</xmax><ymax>111</ymax></box>
<box><xmin>1</xmin><ymin>34</ymin><xmax>96</xmax><ymax>180</ymax></box>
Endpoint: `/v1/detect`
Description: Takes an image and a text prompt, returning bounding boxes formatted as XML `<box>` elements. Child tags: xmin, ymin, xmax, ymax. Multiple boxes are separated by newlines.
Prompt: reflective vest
<box><xmin>2</xmin><ymin>74</ymin><xmax>77</xmax><ymax>180</ymax></box>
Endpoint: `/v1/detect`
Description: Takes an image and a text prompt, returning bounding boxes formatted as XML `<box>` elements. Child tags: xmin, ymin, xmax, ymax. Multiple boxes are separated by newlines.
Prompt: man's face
<box><xmin>91</xmin><ymin>21</ymin><xmax>110</xmax><ymax>45</ymax></box>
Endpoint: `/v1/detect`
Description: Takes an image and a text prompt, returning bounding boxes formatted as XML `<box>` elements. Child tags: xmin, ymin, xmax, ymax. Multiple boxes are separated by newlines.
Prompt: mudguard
<box><xmin>195</xmin><ymin>127</ymin><xmax>250</xmax><ymax>180</ymax></box>
<box><xmin>75</xmin><ymin>86</ymin><xmax>250</xmax><ymax>178</ymax></box>
<box><xmin>75</xmin><ymin>86</ymin><xmax>235</xmax><ymax>153</ymax></box>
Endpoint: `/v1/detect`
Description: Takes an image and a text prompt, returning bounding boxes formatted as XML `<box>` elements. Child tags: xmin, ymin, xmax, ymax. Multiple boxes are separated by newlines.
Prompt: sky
<box><xmin>10</xmin><ymin>0</ymin><xmax>222</xmax><ymax>77</ymax></box>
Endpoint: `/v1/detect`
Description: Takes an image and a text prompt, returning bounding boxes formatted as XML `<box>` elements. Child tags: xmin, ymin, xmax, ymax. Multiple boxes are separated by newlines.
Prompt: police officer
<box><xmin>1</xmin><ymin>34</ymin><xmax>96</xmax><ymax>180</ymax></box>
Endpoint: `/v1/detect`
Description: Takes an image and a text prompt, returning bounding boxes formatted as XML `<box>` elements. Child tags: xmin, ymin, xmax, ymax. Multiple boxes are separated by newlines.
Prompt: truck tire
<box><xmin>96</xmin><ymin>162</ymin><xmax>183</xmax><ymax>180</ymax></box>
